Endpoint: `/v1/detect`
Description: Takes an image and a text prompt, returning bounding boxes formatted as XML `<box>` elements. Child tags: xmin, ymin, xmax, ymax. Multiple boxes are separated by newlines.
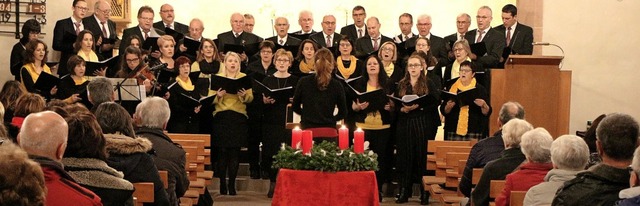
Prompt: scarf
<box><xmin>23</xmin><ymin>63</ymin><xmax>52</xmax><ymax>83</ymax></box>
<box><xmin>449</xmin><ymin>77</ymin><xmax>476</xmax><ymax>135</ymax></box>
<box><xmin>384</xmin><ymin>62</ymin><xmax>395</xmax><ymax>77</ymax></box>
<box><xmin>336</xmin><ymin>56</ymin><xmax>357</xmax><ymax>79</ymax></box>
<box><xmin>73</xmin><ymin>76</ymin><xmax>88</xmax><ymax>86</ymax></box>
<box><xmin>451</xmin><ymin>57</ymin><xmax>471</xmax><ymax>79</ymax></box>
<box><xmin>77</xmin><ymin>50</ymin><xmax>100</xmax><ymax>62</ymax></box>
<box><xmin>299</xmin><ymin>59</ymin><xmax>315</xmax><ymax>73</ymax></box>
<box><xmin>177</xmin><ymin>76</ymin><xmax>194</xmax><ymax>91</ymax></box>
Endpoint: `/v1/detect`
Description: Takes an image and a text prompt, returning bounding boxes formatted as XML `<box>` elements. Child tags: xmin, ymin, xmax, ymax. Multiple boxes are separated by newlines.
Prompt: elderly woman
<box><xmin>524</xmin><ymin>135</ymin><xmax>589</xmax><ymax>206</ymax></box>
<box><xmin>11</xmin><ymin>19</ymin><xmax>41</xmax><ymax>80</ymax></box>
<box><xmin>62</xmin><ymin>112</ymin><xmax>134</xmax><ymax>206</ymax></box>
<box><xmin>20</xmin><ymin>40</ymin><xmax>56</xmax><ymax>98</ymax></box>
<box><xmin>471</xmin><ymin>119</ymin><xmax>533</xmax><ymax>206</ymax></box>
<box><xmin>378</xmin><ymin>41</ymin><xmax>404</xmax><ymax>84</ymax></box>
<box><xmin>444</xmin><ymin>40</ymin><xmax>473</xmax><ymax>83</ymax></box>
<box><xmin>95</xmin><ymin>102</ymin><xmax>170</xmax><ymax>206</ymax></box>
<box><xmin>167</xmin><ymin>56</ymin><xmax>201</xmax><ymax>133</ymax></box>
<box><xmin>440</xmin><ymin>61</ymin><xmax>492</xmax><ymax>140</ymax></box>
<box><xmin>495</xmin><ymin>128</ymin><xmax>554</xmax><ymax>206</ymax></box>
<box><xmin>335</xmin><ymin>36</ymin><xmax>364</xmax><ymax>80</ymax></box>
<box><xmin>291</xmin><ymin>39</ymin><xmax>318</xmax><ymax>76</ymax></box>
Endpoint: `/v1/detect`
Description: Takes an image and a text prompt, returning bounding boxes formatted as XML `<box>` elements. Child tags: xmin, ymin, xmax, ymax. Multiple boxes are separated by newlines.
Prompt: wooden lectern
<box><xmin>489</xmin><ymin>55</ymin><xmax>571</xmax><ymax>138</ymax></box>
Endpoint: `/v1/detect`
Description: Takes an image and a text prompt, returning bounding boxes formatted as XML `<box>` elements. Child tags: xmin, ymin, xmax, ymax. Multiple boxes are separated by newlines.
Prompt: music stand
<box><xmin>110</xmin><ymin>78</ymin><xmax>146</xmax><ymax>102</ymax></box>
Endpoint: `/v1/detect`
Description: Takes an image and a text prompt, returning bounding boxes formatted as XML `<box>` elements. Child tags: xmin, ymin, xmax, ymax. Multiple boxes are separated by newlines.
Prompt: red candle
<box><xmin>354</xmin><ymin>128</ymin><xmax>365</xmax><ymax>154</ymax></box>
<box><xmin>338</xmin><ymin>125</ymin><xmax>349</xmax><ymax>150</ymax></box>
<box><xmin>292</xmin><ymin>126</ymin><xmax>302</xmax><ymax>149</ymax></box>
<box><xmin>302</xmin><ymin>130</ymin><xmax>313</xmax><ymax>154</ymax></box>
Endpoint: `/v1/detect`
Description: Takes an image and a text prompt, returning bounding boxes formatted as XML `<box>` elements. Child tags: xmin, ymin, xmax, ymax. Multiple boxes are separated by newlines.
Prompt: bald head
<box><xmin>230</xmin><ymin>13</ymin><xmax>245</xmax><ymax>33</ymax></box>
<box><xmin>18</xmin><ymin>111</ymin><xmax>68</xmax><ymax>161</ymax></box>
<box><xmin>366</xmin><ymin>17</ymin><xmax>381</xmax><ymax>38</ymax></box>
<box><xmin>93</xmin><ymin>0</ymin><xmax>111</xmax><ymax>22</ymax></box>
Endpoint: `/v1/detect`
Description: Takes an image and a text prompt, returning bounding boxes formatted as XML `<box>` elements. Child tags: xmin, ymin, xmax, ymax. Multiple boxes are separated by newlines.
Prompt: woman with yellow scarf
<box><xmin>291</xmin><ymin>39</ymin><xmax>318</xmax><ymax>76</ymax></box>
<box><xmin>440</xmin><ymin>61</ymin><xmax>492</xmax><ymax>140</ymax></box>
<box><xmin>167</xmin><ymin>56</ymin><xmax>202</xmax><ymax>133</ymax></box>
<box><xmin>20</xmin><ymin>40</ymin><xmax>56</xmax><ymax>99</ymax></box>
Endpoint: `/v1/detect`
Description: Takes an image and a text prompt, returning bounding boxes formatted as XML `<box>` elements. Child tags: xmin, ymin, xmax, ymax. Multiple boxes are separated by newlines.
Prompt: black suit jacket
<box><xmin>216</xmin><ymin>31</ymin><xmax>263</xmax><ymax>54</ymax></box>
<box><xmin>266</xmin><ymin>35</ymin><xmax>302</xmax><ymax>46</ymax></box>
<box><xmin>153</xmin><ymin>21</ymin><xmax>189</xmax><ymax>35</ymax></box>
<box><xmin>119</xmin><ymin>26</ymin><xmax>165</xmax><ymax>55</ymax></box>
<box><xmin>494</xmin><ymin>23</ymin><xmax>533</xmax><ymax>55</ymax></box>
<box><xmin>395</xmin><ymin>33</ymin><xmax>416</xmax><ymax>43</ymax></box>
<box><xmin>340</xmin><ymin>24</ymin><xmax>368</xmax><ymax>43</ymax></box>
<box><xmin>405</xmin><ymin>34</ymin><xmax>449</xmax><ymax>66</ymax></box>
<box><xmin>52</xmin><ymin>17</ymin><xmax>78</xmax><ymax>76</ymax></box>
<box><xmin>309</xmin><ymin>32</ymin><xmax>343</xmax><ymax>48</ymax></box>
<box><xmin>82</xmin><ymin>15</ymin><xmax>117</xmax><ymax>58</ymax></box>
<box><xmin>354</xmin><ymin>35</ymin><xmax>392</xmax><ymax>56</ymax></box>
<box><xmin>292</xmin><ymin>30</ymin><xmax>316</xmax><ymax>35</ymax></box>
<box><xmin>465</xmin><ymin>28</ymin><xmax>505</xmax><ymax>69</ymax></box>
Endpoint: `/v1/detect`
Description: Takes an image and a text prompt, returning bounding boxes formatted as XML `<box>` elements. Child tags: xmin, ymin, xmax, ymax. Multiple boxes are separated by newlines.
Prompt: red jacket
<box><xmin>495</xmin><ymin>162</ymin><xmax>553</xmax><ymax>206</ymax></box>
<box><xmin>34</xmin><ymin>156</ymin><xmax>103</xmax><ymax>206</ymax></box>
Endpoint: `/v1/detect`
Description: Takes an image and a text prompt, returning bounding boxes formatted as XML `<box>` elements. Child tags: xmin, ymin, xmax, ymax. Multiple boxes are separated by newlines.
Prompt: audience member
<box><xmin>8</xmin><ymin>93</ymin><xmax>46</xmax><ymax>141</ymax></box>
<box><xmin>0</xmin><ymin>141</ymin><xmax>47</xmax><ymax>206</ymax></box>
<box><xmin>86</xmin><ymin>77</ymin><xmax>114</xmax><ymax>112</ymax></box>
<box><xmin>617</xmin><ymin>147</ymin><xmax>640</xmax><ymax>206</ymax></box>
<box><xmin>0</xmin><ymin>80</ymin><xmax>27</xmax><ymax>124</ymax></box>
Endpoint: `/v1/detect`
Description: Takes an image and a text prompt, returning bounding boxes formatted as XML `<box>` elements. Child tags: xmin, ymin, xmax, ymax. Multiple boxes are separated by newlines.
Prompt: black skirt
<box><xmin>212</xmin><ymin>110</ymin><xmax>248</xmax><ymax>148</ymax></box>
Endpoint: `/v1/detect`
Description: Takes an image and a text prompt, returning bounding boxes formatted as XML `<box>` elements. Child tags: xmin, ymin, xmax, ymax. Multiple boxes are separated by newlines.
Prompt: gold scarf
<box><xmin>177</xmin><ymin>76</ymin><xmax>194</xmax><ymax>91</ymax></box>
<box><xmin>23</xmin><ymin>63</ymin><xmax>52</xmax><ymax>83</ymax></box>
<box><xmin>384</xmin><ymin>62</ymin><xmax>394</xmax><ymax>77</ymax></box>
<box><xmin>77</xmin><ymin>50</ymin><xmax>100</xmax><ymax>62</ymax></box>
<box><xmin>449</xmin><ymin>78</ymin><xmax>476</xmax><ymax>136</ymax></box>
<box><xmin>451</xmin><ymin>57</ymin><xmax>471</xmax><ymax>79</ymax></box>
<box><xmin>299</xmin><ymin>59</ymin><xmax>315</xmax><ymax>73</ymax></box>
<box><xmin>73</xmin><ymin>76</ymin><xmax>88</xmax><ymax>85</ymax></box>
<box><xmin>336</xmin><ymin>56</ymin><xmax>357</xmax><ymax>79</ymax></box>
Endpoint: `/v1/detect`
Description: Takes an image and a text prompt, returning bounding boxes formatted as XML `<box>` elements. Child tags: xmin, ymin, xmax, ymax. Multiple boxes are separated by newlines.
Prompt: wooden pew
<box><xmin>472</xmin><ymin>168</ymin><xmax>484</xmax><ymax>185</ymax></box>
<box><xmin>159</xmin><ymin>170</ymin><xmax>169</xmax><ymax>189</ymax></box>
<box><xmin>427</xmin><ymin>140</ymin><xmax>472</xmax><ymax>170</ymax></box>
<box><xmin>133</xmin><ymin>182</ymin><xmax>155</xmax><ymax>206</ymax></box>
<box><xmin>510</xmin><ymin>191</ymin><xmax>527</xmax><ymax>206</ymax></box>
<box><xmin>166</xmin><ymin>133</ymin><xmax>214</xmax><ymax>185</ymax></box>
<box><xmin>489</xmin><ymin>180</ymin><xmax>506</xmax><ymax>206</ymax></box>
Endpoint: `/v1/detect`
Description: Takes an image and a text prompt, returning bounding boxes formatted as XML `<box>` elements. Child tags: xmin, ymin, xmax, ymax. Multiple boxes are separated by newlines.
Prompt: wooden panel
<box><xmin>558</xmin><ymin>71</ymin><xmax>572</xmax><ymax>137</ymax></box>
<box><xmin>427</xmin><ymin>140</ymin><xmax>472</xmax><ymax>153</ymax></box>
<box><xmin>489</xmin><ymin>69</ymin><xmax>506</xmax><ymax>135</ymax></box>
<box><xmin>132</xmin><ymin>182</ymin><xmax>155</xmax><ymax>204</ymax></box>
<box><xmin>510</xmin><ymin>191</ymin><xmax>527</xmax><ymax>206</ymax></box>
<box><xmin>472</xmin><ymin>168</ymin><xmax>483</xmax><ymax>185</ymax></box>
<box><xmin>489</xmin><ymin>180</ymin><xmax>506</xmax><ymax>198</ymax></box>
<box><xmin>158</xmin><ymin>170</ymin><xmax>169</xmax><ymax>189</ymax></box>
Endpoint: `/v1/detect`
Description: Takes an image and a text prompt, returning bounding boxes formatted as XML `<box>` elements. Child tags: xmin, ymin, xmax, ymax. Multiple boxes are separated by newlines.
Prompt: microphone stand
<box><xmin>532</xmin><ymin>42</ymin><xmax>565</xmax><ymax>69</ymax></box>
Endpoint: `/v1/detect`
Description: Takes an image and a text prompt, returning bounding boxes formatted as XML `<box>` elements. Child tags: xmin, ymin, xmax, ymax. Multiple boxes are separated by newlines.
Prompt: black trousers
<box><xmin>363</xmin><ymin>128</ymin><xmax>392</xmax><ymax>191</ymax></box>
<box><xmin>395</xmin><ymin>115</ymin><xmax>436</xmax><ymax>188</ymax></box>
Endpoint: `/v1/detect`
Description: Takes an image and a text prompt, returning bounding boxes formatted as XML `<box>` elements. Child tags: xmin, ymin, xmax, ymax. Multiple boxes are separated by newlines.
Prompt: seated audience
<box><xmin>7</xmin><ymin>93</ymin><xmax>45</xmax><ymax>141</ymax></box>
<box><xmin>523</xmin><ymin>135</ymin><xmax>589</xmax><ymax>206</ymax></box>
<box><xmin>582</xmin><ymin>114</ymin><xmax>606</xmax><ymax>168</ymax></box>
<box><xmin>471</xmin><ymin>119</ymin><xmax>533</xmax><ymax>206</ymax></box>
<box><xmin>495</xmin><ymin>128</ymin><xmax>554</xmax><ymax>206</ymax></box>
<box><xmin>0</xmin><ymin>80</ymin><xmax>27</xmax><ymax>124</ymax></box>
<box><xmin>0</xmin><ymin>141</ymin><xmax>46</xmax><ymax>206</ymax></box>
<box><xmin>134</xmin><ymin>97</ymin><xmax>189</xmax><ymax>205</ymax></box>
<box><xmin>63</xmin><ymin>111</ymin><xmax>135</xmax><ymax>206</ymax></box>
<box><xmin>86</xmin><ymin>77</ymin><xmax>114</xmax><ymax>112</ymax></box>
<box><xmin>95</xmin><ymin>102</ymin><xmax>171</xmax><ymax>206</ymax></box>
<box><xmin>553</xmin><ymin>113</ymin><xmax>639</xmax><ymax>205</ymax></box>
<box><xmin>617</xmin><ymin>147</ymin><xmax>640</xmax><ymax>206</ymax></box>
<box><xmin>17</xmin><ymin>111</ymin><xmax>102</xmax><ymax>206</ymax></box>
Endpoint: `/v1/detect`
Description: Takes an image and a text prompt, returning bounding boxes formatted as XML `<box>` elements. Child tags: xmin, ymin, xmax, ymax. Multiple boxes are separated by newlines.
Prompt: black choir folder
<box><xmin>210</xmin><ymin>75</ymin><xmax>252</xmax><ymax>94</ymax></box>
<box><xmin>179</xmin><ymin>93</ymin><xmax>216</xmax><ymax>107</ymax></box>
<box><xmin>223</xmin><ymin>43</ymin><xmax>260</xmax><ymax>56</ymax></box>
<box><xmin>470</xmin><ymin>42</ymin><xmax>487</xmax><ymax>57</ymax></box>
<box><xmin>142</xmin><ymin>37</ymin><xmax>160</xmax><ymax>52</ymax></box>
<box><xmin>334</xmin><ymin>74</ymin><xmax>361</xmax><ymax>83</ymax></box>
<box><xmin>253</xmin><ymin>80</ymin><xmax>294</xmax><ymax>102</ymax></box>
<box><xmin>85</xmin><ymin>55</ymin><xmax>119</xmax><ymax>76</ymax></box>
<box><xmin>34</xmin><ymin>72</ymin><xmax>60</xmax><ymax>93</ymax></box>
<box><xmin>346</xmin><ymin>84</ymin><xmax>388</xmax><ymax>112</ymax></box>
<box><xmin>182</xmin><ymin>37</ymin><xmax>202</xmax><ymax>56</ymax></box>
<box><xmin>389</xmin><ymin>94</ymin><xmax>437</xmax><ymax>106</ymax></box>
<box><xmin>441</xmin><ymin>87</ymin><xmax>482</xmax><ymax>107</ymax></box>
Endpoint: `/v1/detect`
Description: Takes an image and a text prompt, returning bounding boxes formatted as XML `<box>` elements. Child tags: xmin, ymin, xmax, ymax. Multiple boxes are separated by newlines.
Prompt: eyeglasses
<box><xmin>276</xmin><ymin>58</ymin><xmax>290</xmax><ymax>63</ymax></box>
<box><xmin>260</xmin><ymin>50</ymin><xmax>273</xmax><ymax>54</ymax></box>
<box><xmin>126</xmin><ymin>58</ymin><xmax>139</xmax><ymax>63</ymax></box>
<box><xmin>139</xmin><ymin>17</ymin><xmax>153</xmax><ymax>22</ymax></box>
<box><xmin>97</xmin><ymin>8</ymin><xmax>111</xmax><ymax>14</ymax></box>
<box><xmin>75</xmin><ymin>6</ymin><xmax>88</xmax><ymax>11</ymax></box>
<box><xmin>407</xmin><ymin>64</ymin><xmax>422</xmax><ymax>68</ymax></box>
<box><xmin>322</xmin><ymin>21</ymin><xmax>336</xmax><ymax>25</ymax></box>
<box><xmin>381</xmin><ymin>47</ymin><xmax>394</xmax><ymax>51</ymax></box>
<box><xmin>339</xmin><ymin>43</ymin><xmax>351</xmax><ymax>47</ymax></box>
<box><xmin>460</xmin><ymin>69</ymin><xmax>473</xmax><ymax>73</ymax></box>
<box><xmin>160</xmin><ymin>9</ymin><xmax>174</xmax><ymax>13</ymax></box>
<box><xmin>417</xmin><ymin>23</ymin><xmax>431</xmax><ymax>26</ymax></box>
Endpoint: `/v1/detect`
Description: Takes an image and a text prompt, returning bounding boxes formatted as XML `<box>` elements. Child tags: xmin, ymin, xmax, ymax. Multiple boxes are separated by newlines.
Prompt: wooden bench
<box><xmin>510</xmin><ymin>191</ymin><xmax>527</xmax><ymax>206</ymax></box>
<box><xmin>489</xmin><ymin>180</ymin><xmax>506</xmax><ymax>206</ymax></box>
<box><xmin>132</xmin><ymin>182</ymin><xmax>154</xmax><ymax>206</ymax></box>
<box><xmin>427</xmin><ymin>140</ymin><xmax>473</xmax><ymax>170</ymax></box>
<box><xmin>167</xmin><ymin>133</ymin><xmax>214</xmax><ymax>185</ymax></box>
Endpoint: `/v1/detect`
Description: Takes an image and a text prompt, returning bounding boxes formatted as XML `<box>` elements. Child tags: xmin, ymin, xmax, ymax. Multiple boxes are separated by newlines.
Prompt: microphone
<box><xmin>532</xmin><ymin>42</ymin><xmax>550</xmax><ymax>46</ymax></box>
<box><xmin>148</xmin><ymin>63</ymin><xmax>168</xmax><ymax>71</ymax></box>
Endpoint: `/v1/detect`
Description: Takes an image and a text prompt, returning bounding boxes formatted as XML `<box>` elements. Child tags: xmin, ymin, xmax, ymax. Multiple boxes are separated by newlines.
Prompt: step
<box><xmin>210</xmin><ymin>177</ymin><xmax>271</xmax><ymax>193</ymax></box>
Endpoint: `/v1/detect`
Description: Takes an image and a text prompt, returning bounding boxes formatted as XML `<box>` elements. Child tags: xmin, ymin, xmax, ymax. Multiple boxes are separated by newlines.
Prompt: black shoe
<box><xmin>420</xmin><ymin>191</ymin><xmax>429</xmax><ymax>205</ymax></box>
<box><xmin>267</xmin><ymin>182</ymin><xmax>276</xmax><ymax>198</ymax></box>
<box><xmin>228</xmin><ymin>182</ymin><xmax>237</xmax><ymax>196</ymax></box>
<box><xmin>250</xmin><ymin>168</ymin><xmax>260</xmax><ymax>179</ymax></box>
<box><xmin>395</xmin><ymin>188</ymin><xmax>410</xmax><ymax>203</ymax></box>
<box><xmin>219</xmin><ymin>181</ymin><xmax>228</xmax><ymax>195</ymax></box>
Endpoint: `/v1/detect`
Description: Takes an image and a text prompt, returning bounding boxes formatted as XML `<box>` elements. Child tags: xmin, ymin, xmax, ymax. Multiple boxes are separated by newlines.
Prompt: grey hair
<box><xmin>479</xmin><ymin>6</ymin><xmax>493</xmax><ymax>14</ymax></box>
<box><xmin>458</xmin><ymin>13</ymin><xmax>471</xmax><ymax>22</ymax></box>
<box><xmin>499</xmin><ymin>101</ymin><xmax>525</xmax><ymax>124</ymax></box>
<box><xmin>501</xmin><ymin>119</ymin><xmax>533</xmax><ymax>148</ymax></box>
<box><xmin>87</xmin><ymin>77</ymin><xmax>113</xmax><ymax>105</ymax></box>
<box><xmin>551</xmin><ymin>135</ymin><xmax>590</xmax><ymax>170</ymax></box>
<box><xmin>521</xmin><ymin>128</ymin><xmax>553</xmax><ymax>163</ymax></box>
<box><xmin>136</xmin><ymin>97</ymin><xmax>170</xmax><ymax>129</ymax></box>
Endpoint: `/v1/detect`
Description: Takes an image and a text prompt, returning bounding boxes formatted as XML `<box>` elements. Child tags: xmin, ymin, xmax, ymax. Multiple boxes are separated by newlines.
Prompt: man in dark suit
<box><xmin>406</xmin><ymin>14</ymin><xmax>449</xmax><ymax>67</ymax></box>
<box><xmin>120</xmin><ymin>6</ymin><xmax>165</xmax><ymax>56</ymax></box>
<box><xmin>267</xmin><ymin>17</ymin><xmax>302</xmax><ymax>47</ymax></box>
<box><xmin>340</xmin><ymin>5</ymin><xmax>367</xmax><ymax>43</ymax></box>
<box><xmin>394</xmin><ymin>13</ymin><xmax>416</xmax><ymax>43</ymax></box>
<box><xmin>176</xmin><ymin>18</ymin><xmax>205</xmax><ymax>62</ymax></box>
<box><xmin>153</xmin><ymin>4</ymin><xmax>189</xmax><ymax>35</ymax></box>
<box><xmin>52</xmin><ymin>0</ymin><xmax>87</xmax><ymax>76</ymax></box>
<box><xmin>217</xmin><ymin>13</ymin><xmax>263</xmax><ymax>63</ymax></box>
<box><xmin>464</xmin><ymin>6</ymin><xmax>505</xmax><ymax>69</ymax></box>
<box><xmin>444</xmin><ymin>13</ymin><xmax>472</xmax><ymax>61</ymax></box>
<box><xmin>292</xmin><ymin>10</ymin><xmax>316</xmax><ymax>35</ymax></box>
<box><xmin>83</xmin><ymin>0</ymin><xmax>117</xmax><ymax>61</ymax></box>
<box><xmin>355</xmin><ymin>17</ymin><xmax>392</xmax><ymax>57</ymax></box>
<box><xmin>243</xmin><ymin>14</ymin><xmax>256</xmax><ymax>34</ymax></box>
<box><xmin>494</xmin><ymin>4</ymin><xmax>533</xmax><ymax>55</ymax></box>
<box><xmin>309</xmin><ymin>15</ymin><xmax>342</xmax><ymax>48</ymax></box>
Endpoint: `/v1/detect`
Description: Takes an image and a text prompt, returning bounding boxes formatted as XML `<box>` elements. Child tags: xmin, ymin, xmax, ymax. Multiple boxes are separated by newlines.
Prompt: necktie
<box><xmin>476</xmin><ymin>30</ymin><xmax>484</xmax><ymax>43</ymax></box>
<box><xmin>279</xmin><ymin>39</ymin><xmax>284</xmax><ymax>45</ymax></box>
<box><xmin>372</xmin><ymin>37</ymin><xmax>379</xmax><ymax>51</ymax></box>
<box><xmin>460</xmin><ymin>34</ymin><xmax>464</xmax><ymax>41</ymax></box>
<box><xmin>143</xmin><ymin>30</ymin><xmax>150</xmax><ymax>40</ymax></box>
<box><xmin>100</xmin><ymin>22</ymin><xmax>108</xmax><ymax>37</ymax></box>
<box><xmin>358</xmin><ymin>29</ymin><xmax>363</xmax><ymax>38</ymax></box>
<box><xmin>326</xmin><ymin>35</ymin><xmax>332</xmax><ymax>47</ymax></box>
<box><xmin>506</xmin><ymin>27</ymin><xmax>512</xmax><ymax>46</ymax></box>
<box><xmin>234</xmin><ymin>33</ymin><xmax>239</xmax><ymax>38</ymax></box>
<box><xmin>166</xmin><ymin>24</ymin><xmax>172</xmax><ymax>29</ymax></box>
<box><xmin>404</xmin><ymin>35</ymin><xmax>408</xmax><ymax>42</ymax></box>
<box><xmin>74</xmin><ymin>22</ymin><xmax>81</xmax><ymax>34</ymax></box>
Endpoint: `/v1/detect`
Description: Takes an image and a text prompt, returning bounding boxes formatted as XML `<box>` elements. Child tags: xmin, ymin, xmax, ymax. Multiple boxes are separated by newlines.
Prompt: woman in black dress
<box><xmin>56</xmin><ymin>55</ymin><xmax>89</xmax><ymax>106</ymax></box>
<box><xmin>290</xmin><ymin>39</ymin><xmax>318</xmax><ymax>76</ymax></box>
<box><xmin>167</xmin><ymin>56</ymin><xmax>201</xmax><ymax>133</ymax></box>
<box><xmin>20</xmin><ymin>40</ymin><xmax>56</xmax><ymax>99</ymax></box>
<box><xmin>10</xmin><ymin>19</ymin><xmax>40</xmax><ymax>81</ymax></box>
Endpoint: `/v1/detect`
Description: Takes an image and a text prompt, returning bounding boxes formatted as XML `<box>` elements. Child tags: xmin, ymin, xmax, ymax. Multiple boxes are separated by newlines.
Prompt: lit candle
<box><xmin>292</xmin><ymin>126</ymin><xmax>302</xmax><ymax>149</ymax></box>
<box><xmin>354</xmin><ymin>128</ymin><xmax>364</xmax><ymax>154</ymax></box>
<box><xmin>339</xmin><ymin>125</ymin><xmax>349</xmax><ymax>150</ymax></box>
<box><xmin>302</xmin><ymin>130</ymin><xmax>313</xmax><ymax>154</ymax></box>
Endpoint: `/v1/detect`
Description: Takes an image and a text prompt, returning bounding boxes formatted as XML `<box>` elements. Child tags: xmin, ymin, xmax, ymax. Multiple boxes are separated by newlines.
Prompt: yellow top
<box><xmin>22</xmin><ymin>63</ymin><xmax>52</xmax><ymax>83</ymax></box>
<box><xmin>449</xmin><ymin>77</ymin><xmax>477</xmax><ymax>135</ymax></box>
<box><xmin>384</xmin><ymin>62</ymin><xmax>394</xmax><ymax>78</ymax></box>
<box><xmin>208</xmin><ymin>72</ymin><xmax>253</xmax><ymax>117</ymax></box>
<box><xmin>336</xmin><ymin>56</ymin><xmax>358</xmax><ymax>79</ymax></box>
<box><xmin>177</xmin><ymin>76</ymin><xmax>194</xmax><ymax>91</ymax></box>
<box><xmin>73</xmin><ymin>76</ymin><xmax>88</xmax><ymax>85</ymax></box>
<box><xmin>356</xmin><ymin>84</ymin><xmax>390</xmax><ymax>130</ymax></box>
<box><xmin>77</xmin><ymin>50</ymin><xmax>100</xmax><ymax>62</ymax></box>
<box><xmin>298</xmin><ymin>59</ymin><xmax>315</xmax><ymax>73</ymax></box>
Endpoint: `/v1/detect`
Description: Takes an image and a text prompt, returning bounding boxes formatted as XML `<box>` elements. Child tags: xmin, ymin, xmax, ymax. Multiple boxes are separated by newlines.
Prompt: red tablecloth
<box><xmin>272</xmin><ymin>169</ymin><xmax>379</xmax><ymax>206</ymax></box>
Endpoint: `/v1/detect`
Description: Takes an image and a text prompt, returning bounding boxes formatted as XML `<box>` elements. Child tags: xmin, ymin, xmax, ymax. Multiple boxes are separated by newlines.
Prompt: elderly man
<box><xmin>292</xmin><ymin>10</ymin><xmax>315</xmax><ymax>35</ymax></box>
<box><xmin>458</xmin><ymin>101</ymin><xmax>525</xmax><ymax>198</ymax></box>
<box><xmin>444</xmin><ymin>13</ymin><xmax>472</xmax><ymax>60</ymax></box>
<box><xmin>120</xmin><ymin>6</ymin><xmax>165</xmax><ymax>55</ymax></box>
<box><xmin>134</xmin><ymin>97</ymin><xmax>189</xmax><ymax>206</ymax></box>
<box><xmin>243</xmin><ymin>14</ymin><xmax>256</xmax><ymax>33</ymax></box>
<box><xmin>86</xmin><ymin>77</ymin><xmax>114</xmax><ymax>112</ymax></box>
<box><xmin>494</xmin><ymin>4</ymin><xmax>533</xmax><ymax>55</ymax></box>
<box><xmin>153</xmin><ymin>4</ymin><xmax>188</xmax><ymax>35</ymax></box>
<box><xmin>524</xmin><ymin>135</ymin><xmax>589</xmax><ymax>206</ymax></box>
<box><xmin>464</xmin><ymin>6</ymin><xmax>505</xmax><ymax>69</ymax></box>
<box><xmin>83</xmin><ymin>0</ymin><xmax>117</xmax><ymax>59</ymax></box>
<box><xmin>395</xmin><ymin>13</ymin><xmax>416</xmax><ymax>43</ymax></box>
<box><xmin>217</xmin><ymin>13</ymin><xmax>263</xmax><ymax>62</ymax></box>
<box><xmin>355</xmin><ymin>17</ymin><xmax>392</xmax><ymax>56</ymax></box>
<box><xmin>18</xmin><ymin>111</ymin><xmax>103</xmax><ymax>206</ymax></box>
<box><xmin>309</xmin><ymin>15</ymin><xmax>342</xmax><ymax>48</ymax></box>
<box><xmin>267</xmin><ymin>17</ymin><xmax>302</xmax><ymax>47</ymax></box>
<box><xmin>405</xmin><ymin>14</ymin><xmax>448</xmax><ymax>66</ymax></box>
<box><xmin>553</xmin><ymin>113</ymin><xmax>639</xmax><ymax>205</ymax></box>
<box><xmin>340</xmin><ymin>5</ymin><xmax>367</xmax><ymax>43</ymax></box>
<box><xmin>471</xmin><ymin>119</ymin><xmax>533</xmax><ymax>206</ymax></box>
<box><xmin>177</xmin><ymin>18</ymin><xmax>205</xmax><ymax>61</ymax></box>
<box><xmin>52</xmin><ymin>0</ymin><xmax>88</xmax><ymax>76</ymax></box>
